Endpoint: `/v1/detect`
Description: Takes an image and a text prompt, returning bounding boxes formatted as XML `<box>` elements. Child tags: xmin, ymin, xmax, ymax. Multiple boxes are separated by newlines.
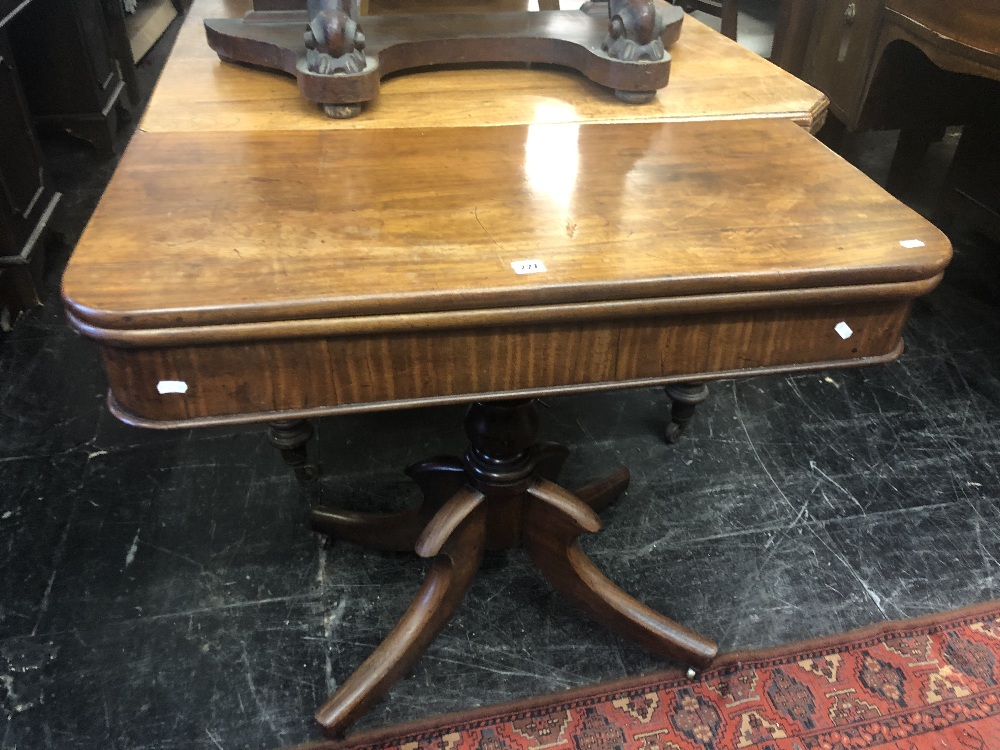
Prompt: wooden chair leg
<box><xmin>523</xmin><ymin>479</ymin><xmax>717</xmax><ymax>669</ymax></box>
<box><xmin>720</xmin><ymin>0</ymin><xmax>738</xmax><ymax>40</ymax></box>
<box><xmin>309</xmin><ymin>457</ymin><xmax>466</xmax><ymax>551</ymax></box>
<box><xmin>886</xmin><ymin>124</ymin><xmax>947</xmax><ymax>198</ymax></box>
<box><xmin>315</xmin><ymin>488</ymin><xmax>487</xmax><ymax>737</ymax></box>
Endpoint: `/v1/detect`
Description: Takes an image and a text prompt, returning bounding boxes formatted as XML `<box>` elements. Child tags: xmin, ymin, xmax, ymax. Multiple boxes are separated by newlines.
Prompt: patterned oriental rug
<box><xmin>296</xmin><ymin>601</ymin><xmax>1000</xmax><ymax>750</ymax></box>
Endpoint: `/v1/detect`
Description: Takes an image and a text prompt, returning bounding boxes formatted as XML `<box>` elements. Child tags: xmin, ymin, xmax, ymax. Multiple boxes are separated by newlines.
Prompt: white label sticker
<box><xmin>157</xmin><ymin>380</ymin><xmax>189</xmax><ymax>394</ymax></box>
<box><xmin>511</xmin><ymin>259</ymin><xmax>547</xmax><ymax>275</ymax></box>
<box><xmin>834</xmin><ymin>322</ymin><xmax>854</xmax><ymax>340</ymax></box>
<box><xmin>899</xmin><ymin>239</ymin><xmax>925</xmax><ymax>248</ymax></box>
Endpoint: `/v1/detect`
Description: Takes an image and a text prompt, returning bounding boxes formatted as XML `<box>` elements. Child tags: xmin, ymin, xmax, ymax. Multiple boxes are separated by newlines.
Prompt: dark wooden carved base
<box><xmin>309</xmin><ymin>399</ymin><xmax>717</xmax><ymax>737</ymax></box>
<box><xmin>204</xmin><ymin>0</ymin><xmax>684</xmax><ymax>117</ymax></box>
<box><xmin>663</xmin><ymin>382</ymin><xmax>709</xmax><ymax>443</ymax></box>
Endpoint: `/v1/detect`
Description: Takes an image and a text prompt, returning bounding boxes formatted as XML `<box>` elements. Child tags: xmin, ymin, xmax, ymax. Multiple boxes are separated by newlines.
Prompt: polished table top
<box><xmin>62</xmin><ymin>117</ymin><xmax>950</xmax><ymax>426</ymax></box>
<box><xmin>66</xmin><ymin>120</ymin><xmax>947</xmax><ymax>333</ymax></box>
<box><xmin>141</xmin><ymin>0</ymin><xmax>829</xmax><ymax>133</ymax></box>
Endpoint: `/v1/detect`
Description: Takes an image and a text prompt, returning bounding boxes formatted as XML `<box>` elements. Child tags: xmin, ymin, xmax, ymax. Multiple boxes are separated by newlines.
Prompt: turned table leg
<box><xmin>664</xmin><ymin>383</ymin><xmax>710</xmax><ymax>443</ymax></box>
<box><xmin>268</xmin><ymin>419</ymin><xmax>319</xmax><ymax>482</ymax></box>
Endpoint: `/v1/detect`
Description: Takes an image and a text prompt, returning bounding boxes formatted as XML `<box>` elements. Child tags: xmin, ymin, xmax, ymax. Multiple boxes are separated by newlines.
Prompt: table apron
<box><xmin>100</xmin><ymin>297</ymin><xmax>913</xmax><ymax>427</ymax></box>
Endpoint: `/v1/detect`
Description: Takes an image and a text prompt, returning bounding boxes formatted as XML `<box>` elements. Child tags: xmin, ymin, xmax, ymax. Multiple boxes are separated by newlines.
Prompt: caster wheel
<box><xmin>295</xmin><ymin>463</ymin><xmax>321</xmax><ymax>483</ymax></box>
<box><xmin>614</xmin><ymin>89</ymin><xmax>656</xmax><ymax>104</ymax></box>
<box><xmin>323</xmin><ymin>102</ymin><xmax>364</xmax><ymax>119</ymax></box>
<box><xmin>664</xmin><ymin>421</ymin><xmax>685</xmax><ymax>444</ymax></box>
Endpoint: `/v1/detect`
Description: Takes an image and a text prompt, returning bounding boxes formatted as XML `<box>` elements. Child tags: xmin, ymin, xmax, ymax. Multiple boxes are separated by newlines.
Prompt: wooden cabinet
<box><xmin>776</xmin><ymin>0</ymin><xmax>1000</xmax><ymax>131</ymax></box>
<box><xmin>943</xmin><ymin>90</ymin><xmax>1000</xmax><ymax>242</ymax></box>
<box><xmin>0</xmin><ymin>24</ymin><xmax>60</xmax><ymax>329</ymax></box>
<box><xmin>8</xmin><ymin>0</ymin><xmax>134</xmax><ymax>155</ymax></box>
<box><xmin>797</xmin><ymin>0</ymin><xmax>883</xmax><ymax>128</ymax></box>
<box><xmin>774</xmin><ymin>0</ymin><xmax>1000</xmax><ymax>236</ymax></box>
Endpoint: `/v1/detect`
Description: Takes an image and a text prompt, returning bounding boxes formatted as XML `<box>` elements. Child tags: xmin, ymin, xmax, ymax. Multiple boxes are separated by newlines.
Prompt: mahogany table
<box><xmin>121</xmin><ymin>0</ymin><xmax>835</xmax><ymax>441</ymax></box>
<box><xmin>142</xmin><ymin>0</ymin><xmax>830</xmax><ymax>134</ymax></box>
<box><xmin>61</xmin><ymin>0</ymin><xmax>950</xmax><ymax>738</ymax></box>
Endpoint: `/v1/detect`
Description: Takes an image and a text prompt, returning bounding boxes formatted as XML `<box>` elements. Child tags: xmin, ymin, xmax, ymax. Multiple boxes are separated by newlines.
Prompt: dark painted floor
<box><xmin>2</xmin><ymin>15</ymin><xmax>1000</xmax><ymax>750</ymax></box>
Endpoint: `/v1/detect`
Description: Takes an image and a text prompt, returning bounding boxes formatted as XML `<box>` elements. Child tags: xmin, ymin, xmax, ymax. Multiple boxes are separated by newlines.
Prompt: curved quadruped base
<box><xmin>310</xmin><ymin>399</ymin><xmax>717</xmax><ymax>738</ymax></box>
<box><xmin>310</xmin><ymin>456</ymin><xmax>466</xmax><ymax>551</ymax></box>
<box><xmin>204</xmin><ymin>5</ymin><xmax>683</xmax><ymax>115</ymax></box>
<box><xmin>525</xmin><ymin>479</ymin><xmax>717</xmax><ymax>668</ymax></box>
<box><xmin>314</xmin><ymin>488</ymin><xmax>487</xmax><ymax>734</ymax></box>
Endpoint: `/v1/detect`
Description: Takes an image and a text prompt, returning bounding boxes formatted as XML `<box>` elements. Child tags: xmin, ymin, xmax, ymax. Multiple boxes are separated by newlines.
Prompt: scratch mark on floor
<box><xmin>124</xmin><ymin>528</ymin><xmax>141</xmax><ymax>569</ymax></box>
<box><xmin>323</xmin><ymin>598</ymin><xmax>347</xmax><ymax>695</ymax></box>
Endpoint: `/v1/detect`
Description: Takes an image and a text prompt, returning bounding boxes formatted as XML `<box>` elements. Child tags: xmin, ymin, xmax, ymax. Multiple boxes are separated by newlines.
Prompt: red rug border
<box><xmin>289</xmin><ymin>598</ymin><xmax>1000</xmax><ymax>750</ymax></box>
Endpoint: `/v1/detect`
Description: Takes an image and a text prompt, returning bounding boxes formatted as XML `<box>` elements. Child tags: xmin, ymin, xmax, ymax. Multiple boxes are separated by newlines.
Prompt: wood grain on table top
<box><xmin>63</xmin><ymin>118</ymin><xmax>949</xmax><ymax>334</ymax></box>
<box><xmin>140</xmin><ymin>0</ymin><xmax>828</xmax><ymax>133</ymax></box>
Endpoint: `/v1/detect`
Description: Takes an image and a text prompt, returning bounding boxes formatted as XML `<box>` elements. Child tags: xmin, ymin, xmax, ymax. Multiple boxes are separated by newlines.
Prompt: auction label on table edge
<box><xmin>511</xmin><ymin>259</ymin><xmax>547</xmax><ymax>275</ymax></box>
<box><xmin>157</xmin><ymin>380</ymin><xmax>189</xmax><ymax>394</ymax></box>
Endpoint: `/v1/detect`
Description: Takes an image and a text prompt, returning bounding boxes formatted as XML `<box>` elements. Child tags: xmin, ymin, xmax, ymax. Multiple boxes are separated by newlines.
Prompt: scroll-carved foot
<box><xmin>664</xmin><ymin>382</ymin><xmax>709</xmax><ymax>444</ymax></box>
<box><xmin>523</xmin><ymin>479</ymin><xmax>717</xmax><ymax>669</ymax></box>
<box><xmin>310</xmin><ymin>457</ymin><xmax>466</xmax><ymax>551</ymax></box>
<box><xmin>315</xmin><ymin>488</ymin><xmax>487</xmax><ymax>737</ymax></box>
<box><xmin>268</xmin><ymin>419</ymin><xmax>320</xmax><ymax>482</ymax></box>
<box><xmin>602</xmin><ymin>0</ymin><xmax>669</xmax><ymax>62</ymax></box>
<box><xmin>306</xmin><ymin>0</ymin><xmax>367</xmax><ymax>75</ymax></box>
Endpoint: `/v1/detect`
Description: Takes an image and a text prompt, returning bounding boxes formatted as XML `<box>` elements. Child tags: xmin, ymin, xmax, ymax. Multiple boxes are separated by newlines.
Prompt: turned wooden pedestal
<box><xmin>308</xmin><ymin>399</ymin><xmax>717</xmax><ymax>736</ymax></box>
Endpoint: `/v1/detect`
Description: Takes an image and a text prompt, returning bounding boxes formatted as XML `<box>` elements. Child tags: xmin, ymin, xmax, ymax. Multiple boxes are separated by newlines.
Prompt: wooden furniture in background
<box><xmin>943</xmin><ymin>89</ymin><xmax>1000</xmax><ymax>243</ymax></box>
<box><xmin>772</xmin><ymin>0</ymin><xmax>1000</xmax><ymax>229</ymax></box>
<box><xmin>7</xmin><ymin>0</ymin><xmax>136</xmax><ymax>155</ymax></box>
<box><xmin>775</xmin><ymin>0</ymin><xmax>999</xmax><ymax>131</ymax></box>
<box><xmin>670</xmin><ymin>0</ymin><xmax>737</xmax><ymax>40</ymax></box>
<box><xmin>127</xmin><ymin>0</ymin><xmax>181</xmax><ymax>62</ymax></box>
<box><xmin>0</xmin><ymin>0</ymin><xmax>60</xmax><ymax>328</ymax></box>
<box><xmin>144</xmin><ymin>0</ymin><xmax>828</xmax><ymax>134</ymax></box>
